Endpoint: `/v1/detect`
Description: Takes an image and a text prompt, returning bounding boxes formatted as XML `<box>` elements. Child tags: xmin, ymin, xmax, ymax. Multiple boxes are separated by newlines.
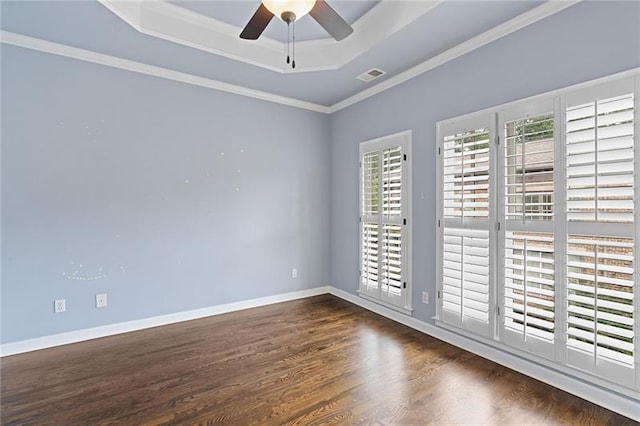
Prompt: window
<box><xmin>564</xmin><ymin>81</ymin><xmax>636</xmax><ymax>387</ymax></box>
<box><xmin>439</xmin><ymin>114</ymin><xmax>495</xmax><ymax>337</ymax></box>
<box><xmin>499</xmin><ymin>99</ymin><xmax>557</xmax><ymax>360</ymax></box>
<box><xmin>437</xmin><ymin>75</ymin><xmax>638</xmax><ymax>393</ymax></box>
<box><xmin>360</xmin><ymin>131</ymin><xmax>412</xmax><ymax>313</ymax></box>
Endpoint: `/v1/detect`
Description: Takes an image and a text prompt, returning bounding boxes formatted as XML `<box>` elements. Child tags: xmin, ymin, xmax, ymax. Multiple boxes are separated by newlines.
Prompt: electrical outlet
<box><xmin>291</xmin><ymin>268</ymin><xmax>298</xmax><ymax>278</ymax></box>
<box><xmin>96</xmin><ymin>293</ymin><xmax>107</xmax><ymax>308</ymax></box>
<box><xmin>54</xmin><ymin>299</ymin><xmax>66</xmax><ymax>313</ymax></box>
<box><xmin>422</xmin><ymin>292</ymin><xmax>429</xmax><ymax>304</ymax></box>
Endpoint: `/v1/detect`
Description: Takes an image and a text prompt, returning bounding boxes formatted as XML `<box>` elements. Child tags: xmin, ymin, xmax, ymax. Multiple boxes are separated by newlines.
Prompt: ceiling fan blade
<box><xmin>309</xmin><ymin>0</ymin><xmax>353</xmax><ymax>41</ymax></box>
<box><xmin>240</xmin><ymin>3</ymin><xmax>274</xmax><ymax>40</ymax></box>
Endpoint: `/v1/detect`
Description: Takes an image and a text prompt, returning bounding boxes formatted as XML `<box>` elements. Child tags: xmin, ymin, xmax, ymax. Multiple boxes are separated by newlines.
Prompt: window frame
<box><xmin>436</xmin><ymin>71</ymin><xmax>640</xmax><ymax>398</ymax></box>
<box><xmin>359</xmin><ymin>130</ymin><xmax>413</xmax><ymax>314</ymax></box>
<box><xmin>436</xmin><ymin>112</ymin><xmax>497</xmax><ymax>338</ymax></box>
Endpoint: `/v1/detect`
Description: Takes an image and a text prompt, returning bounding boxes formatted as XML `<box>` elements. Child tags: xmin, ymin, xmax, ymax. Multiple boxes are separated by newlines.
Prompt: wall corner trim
<box><xmin>0</xmin><ymin>286</ymin><xmax>330</xmax><ymax>357</ymax></box>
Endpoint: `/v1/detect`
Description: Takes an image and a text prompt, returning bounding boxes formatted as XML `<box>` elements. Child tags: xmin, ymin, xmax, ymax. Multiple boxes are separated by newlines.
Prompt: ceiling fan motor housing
<box><xmin>281</xmin><ymin>11</ymin><xmax>296</xmax><ymax>23</ymax></box>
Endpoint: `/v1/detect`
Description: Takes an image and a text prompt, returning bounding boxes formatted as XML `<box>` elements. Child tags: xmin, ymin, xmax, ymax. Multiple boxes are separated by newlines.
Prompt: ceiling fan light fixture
<box><xmin>262</xmin><ymin>0</ymin><xmax>316</xmax><ymax>22</ymax></box>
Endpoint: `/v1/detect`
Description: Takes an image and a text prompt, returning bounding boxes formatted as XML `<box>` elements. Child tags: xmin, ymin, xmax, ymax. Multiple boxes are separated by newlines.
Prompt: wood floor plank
<box><xmin>1</xmin><ymin>295</ymin><xmax>636</xmax><ymax>425</ymax></box>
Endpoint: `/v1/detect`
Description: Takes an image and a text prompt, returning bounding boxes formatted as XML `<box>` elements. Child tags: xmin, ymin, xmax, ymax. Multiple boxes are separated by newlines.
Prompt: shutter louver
<box><xmin>362</xmin><ymin>151</ymin><xmax>379</xmax><ymax>216</ymax></box>
<box><xmin>566</xmin><ymin>235</ymin><xmax>635</xmax><ymax>386</ymax></box>
<box><xmin>443</xmin><ymin>128</ymin><xmax>491</xmax><ymax>219</ymax></box>
<box><xmin>504</xmin><ymin>232</ymin><xmax>555</xmax><ymax>358</ymax></box>
<box><xmin>442</xmin><ymin>228</ymin><xmax>491</xmax><ymax>335</ymax></box>
<box><xmin>381</xmin><ymin>224</ymin><xmax>402</xmax><ymax>297</ymax></box>
<box><xmin>566</xmin><ymin>94</ymin><xmax>634</xmax><ymax>223</ymax></box>
<box><xmin>383</xmin><ymin>147</ymin><xmax>402</xmax><ymax>217</ymax></box>
<box><xmin>505</xmin><ymin>114</ymin><xmax>554</xmax><ymax>221</ymax></box>
<box><xmin>361</xmin><ymin>222</ymin><xmax>379</xmax><ymax>291</ymax></box>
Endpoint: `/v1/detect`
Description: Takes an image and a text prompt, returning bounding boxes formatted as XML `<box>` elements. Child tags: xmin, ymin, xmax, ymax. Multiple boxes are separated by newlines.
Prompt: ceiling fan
<box><xmin>240</xmin><ymin>0</ymin><xmax>354</xmax><ymax>68</ymax></box>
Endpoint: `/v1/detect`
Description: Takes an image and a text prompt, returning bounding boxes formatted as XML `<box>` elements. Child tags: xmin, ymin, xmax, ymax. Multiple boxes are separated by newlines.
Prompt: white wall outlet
<box><xmin>54</xmin><ymin>299</ymin><xmax>66</xmax><ymax>313</ymax></box>
<box><xmin>291</xmin><ymin>268</ymin><xmax>298</xmax><ymax>278</ymax></box>
<box><xmin>96</xmin><ymin>293</ymin><xmax>107</xmax><ymax>308</ymax></box>
<box><xmin>422</xmin><ymin>292</ymin><xmax>429</xmax><ymax>304</ymax></box>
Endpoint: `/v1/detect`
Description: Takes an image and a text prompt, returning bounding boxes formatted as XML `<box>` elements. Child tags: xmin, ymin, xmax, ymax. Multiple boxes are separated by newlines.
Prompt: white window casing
<box><xmin>359</xmin><ymin>130</ymin><xmax>412</xmax><ymax>314</ymax></box>
<box><xmin>498</xmin><ymin>97</ymin><xmax>557</xmax><ymax>360</ymax></box>
<box><xmin>436</xmin><ymin>72</ymin><xmax>639</xmax><ymax>396</ymax></box>
<box><xmin>437</xmin><ymin>113</ymin><xmax>496</xmax><ymax>338</ymax></box>
<box><xmin>564</xmin><ymin>79</ymin><xmax>635</xmax><ymax>388</ymax></box>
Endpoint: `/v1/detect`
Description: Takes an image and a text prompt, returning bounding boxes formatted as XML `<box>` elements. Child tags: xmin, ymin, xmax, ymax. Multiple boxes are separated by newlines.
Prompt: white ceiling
<box><xmin>1</xmin><ymin>1</ymin><xmax>575</xmax><ymax>110</ymax></box>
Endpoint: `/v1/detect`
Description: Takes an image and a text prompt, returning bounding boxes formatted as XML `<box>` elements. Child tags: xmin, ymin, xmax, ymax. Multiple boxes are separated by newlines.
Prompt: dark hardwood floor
<box><xmin>1</xmin><ymin>295</ymin><xmax>635</xmax><ymax>425</ymax></box>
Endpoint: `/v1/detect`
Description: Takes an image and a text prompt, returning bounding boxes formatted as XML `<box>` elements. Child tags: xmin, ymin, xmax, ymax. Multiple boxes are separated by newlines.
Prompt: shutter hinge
<box><xmin>359</xmin><ymin>161</ymin><xmax>362</xmax><ymax>168</ymax></box>
<box><xmin>438</xmin><ymin>219</ymin><xmax>441</xmax><ymax>227</ymax></box>
<box><xmin>497</xmin><ymin>222</ymin><xmax>501</xmax><ymax>231</ymax></box>
<box><xmin>437</xmin><ymin>290</ymin><xmax>441</xmax><ymax>299</ymax></box>
<box><xmin>438</xmin><ymin>147</ymin><xmax>441</xmax><ymax>155</ymax></box>
<box><xmin>495</xmin><ymin>135</ymin><xmax>500</xmax><ymax>146</ymax></box>
<box><xmin>403</xmin><ymin>282</ymin><xmax>407</xmax><ymax>289</ymax></box>
<box><xmin>403</xmin><ymin>154</ymin><xmax>407</xmax><ymax>161</ymax></box>
<box><xmin>359</xmin><ymin>216</ymin><xmax>362</xmax><ymax>223</ymax></box>
<box><xmin>496</xmin><ymin>306</ymin><xmax>501</xmax><ymax>316</ymax></box>
<box><xmin>403</xmin><ymin>218</ymin><xmax>407</xmax><ymax>225</ymax></box>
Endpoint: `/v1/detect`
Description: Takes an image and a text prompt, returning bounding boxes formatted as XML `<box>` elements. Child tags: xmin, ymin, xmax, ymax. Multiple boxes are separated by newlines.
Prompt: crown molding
<box><xmin>0</xmin><ymin>30</ymin><xmax>330</xmax><ymax>113</ymax></box>
<box><xmin>99</xmin><ymin>0</ymin><xmax>441</xmax><ymax>73</ymax></box>
<box><xmin>328</xmin><ymin>0</ymin><xmax>582</xmax><ymax>113</ymax></box>
<box><xmin>0</xmin><ymin>1</ymin><xmax>584</xmax><ymax>115</ymax></box>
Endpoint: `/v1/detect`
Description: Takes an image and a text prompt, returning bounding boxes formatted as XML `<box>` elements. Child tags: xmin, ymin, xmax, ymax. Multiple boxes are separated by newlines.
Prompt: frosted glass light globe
<box><xmin>262</xmin><ymin>0</ymin><xmax>316</xmax><ymax>21</ymax></box>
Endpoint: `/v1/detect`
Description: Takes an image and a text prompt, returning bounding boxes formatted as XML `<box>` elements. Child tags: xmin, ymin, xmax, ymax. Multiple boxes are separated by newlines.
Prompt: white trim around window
<box><xmin>359</xmin><ymin>130</ymin><xmax>413</xmax><ymax>315</ymax></box>
<box><xmin>436</xmin><ymin>69</ymin><xmax>640</xmax><ymax>398</ymax></box>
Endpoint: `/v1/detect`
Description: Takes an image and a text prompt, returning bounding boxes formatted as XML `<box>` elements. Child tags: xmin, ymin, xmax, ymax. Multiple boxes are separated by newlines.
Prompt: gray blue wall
<box><xmin>329</xmin><ymin>1</ymin><xmax>640</xmax><ymax>323</ymax></box>
<box><xmin>2</xmin><ymin>1</ymin><xmax>639</xmax><ymax>346</ymax></box>
<box><xmin>1</xmin><ymin>46</ymin><xmax>331</xmax><ymax>343</ymax></box>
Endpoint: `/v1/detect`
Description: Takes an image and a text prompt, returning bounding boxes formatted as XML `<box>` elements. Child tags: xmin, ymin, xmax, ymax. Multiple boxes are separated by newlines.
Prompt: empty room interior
<box><xmin>1</xmin><ymin>0</ymin><xmax>640</xmax><ymax>424</ymax></box>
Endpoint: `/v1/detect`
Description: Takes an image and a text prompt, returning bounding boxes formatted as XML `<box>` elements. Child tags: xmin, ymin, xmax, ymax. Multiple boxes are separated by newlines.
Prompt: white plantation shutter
<box><xmin>503</xmin><ymin>232</ymin><xmax>555</xmax><ymax>359</ymax></box>
<box><xmin>499</xmin><ymin>103</ymin><xmax>557</xmax><ymax>359</ymax></box>
<box><xmin>566</xmin><ymin>235</ymin><xmax>634</xmax><ymax>386</ymax></box>
<box><xmin>439</xmin><ymin>114</ymin><xmax>494</xmax><ymax>338</ymax></box>
<box><xmin>361</xmin><ymin>222</ymin><xmax>379</xmax><ymax>292</ymax></box>
<box><xmin>564</xmin><ymin>80</ymin><xmax>636</xmax><ymax>388</ymax></box>
<box><xmin>437</xmin><ymin>75</ymin><xmax>638</xmax><ymax>394</ymax></box>
<box><xmin>362</xmin><ymin>151</ymin><xmax>379</xmax><ymax>217</ymax></box>
<box><xmin>504</xmin><ymin>113</ymin><xmax>555</xmax><ymax>221</ymax></box>
<box><xmin>359</xmin><ymin>132</ymin><xmax>412</xmax><ymax>312</ymax></box>
<box><xmin>566</xmin><ymin>93</ymin><xmax>634</xmax><ymax>223</ymax></box>
<box><xmin>442</xmin><ymin>228</ymin><xmax>491</xmax><ymax>335</ymax></box>
<box><xmin>381</xmin><ymin>224</ymin><xmax>403</xmax><ymax>305</ymax></box>
<box><xmin>383</xmin><ymin>147</ymin><xmax>403</xmax><ymax>216</ymax></box>
<box><xmin>361</xmin><ymin>151</ymin><xmax>380</xmax><ymax>294</ymax></box>
<box><xmin>443</xmin><ymin>128</ymin><xmax>491</xmax><ymax>219</ymax></box>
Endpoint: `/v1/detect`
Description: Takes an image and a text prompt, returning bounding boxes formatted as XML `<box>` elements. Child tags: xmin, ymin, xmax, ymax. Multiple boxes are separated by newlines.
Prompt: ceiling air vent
<box><xmin>357</xmin><ymin>68</ymin><xmax>386</xmax><ymax>83</ymax></box>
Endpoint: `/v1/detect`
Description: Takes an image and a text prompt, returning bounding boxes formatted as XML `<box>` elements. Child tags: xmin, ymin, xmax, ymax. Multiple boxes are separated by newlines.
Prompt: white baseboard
<box><xmin>326</xmin><ymin>286</ymin><xmax>640</xmax><ymax>422</ymax></box>
<box><xmin>0</xmin><ymin>286</ymin><xmax>330</xmax><ymax>357</ymax></box>
<box><xmin>2</xmin><ymin>285</ymin><xmax>637</xmax><ymax>421</ymax></box>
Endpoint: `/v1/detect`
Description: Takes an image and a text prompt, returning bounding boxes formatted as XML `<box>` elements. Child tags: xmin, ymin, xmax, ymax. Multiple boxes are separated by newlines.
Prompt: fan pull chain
<box><xmin>292</xmin><ymin>22</ymin><xmax>296</xmax><ymax>69</ymax></box>
<box><xmin>286</xmin><ymin>23</ymin><xmax>290</xmax><ymax>64</ymax></box>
